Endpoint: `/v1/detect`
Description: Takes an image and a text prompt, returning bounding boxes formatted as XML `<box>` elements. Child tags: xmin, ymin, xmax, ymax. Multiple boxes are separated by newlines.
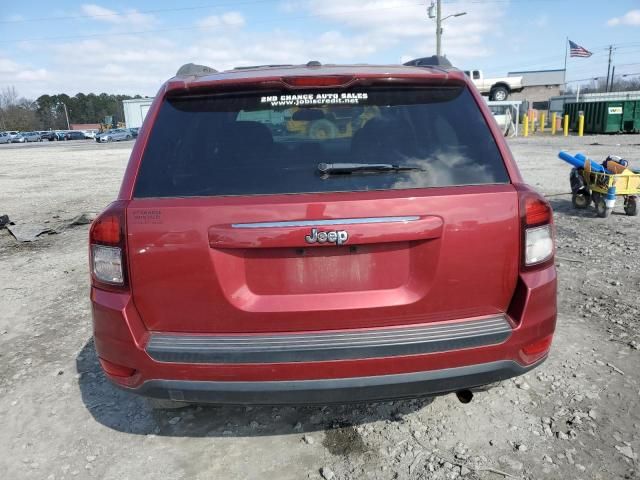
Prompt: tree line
<box><xmin>566</xmin><ymin>76</ymin><xmax>640</xmax><ymax>95</ymax></box>
<box><xmin>0</xmin><ymin>86</ymin><xmax>143</xmax><ymax>131</ymax></box>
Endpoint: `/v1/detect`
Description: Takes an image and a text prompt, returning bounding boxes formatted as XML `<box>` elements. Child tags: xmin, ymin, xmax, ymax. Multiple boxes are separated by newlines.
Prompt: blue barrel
<box><xmin>558</xmin><ymin>151</ymin><xmax>607</xmax><ymax>173</ymax></box>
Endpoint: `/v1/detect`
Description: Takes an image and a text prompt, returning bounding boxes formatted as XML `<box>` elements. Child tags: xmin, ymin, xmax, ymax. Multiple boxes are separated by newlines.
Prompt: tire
<box><xmin>572</xmin><ymin>191</ymin><xmax>590</xmax><ymax>209</ymax></box>
<box><xmin>106</xmin><ymin>137</ymin><xmax>112</xmax><ymax>142</ymax></box>
<box><xmin>490</xmin><ymin>86</ymin><xmax>509</xmax><ymax>101</ymax></box>
<box><xmin>146</xmin><ymin>398</ymin><xmax>191</xmax><ymax>410</ymax></box>
<box><xmin>308</xmin><ymin>119</ymin><xmax>338</xmax><ymax>140</ymax></box>
<box><xmin>595</xmin><ymin>196</ymin><xmax>612</xmax><ymax>218</ymax></box>
<box><xmin>625</xmin><ymin>196</ymin><xmax>638</xmax><ymax>216</ymax></box>
<box><xmin>569</xmin><ymin>168</ymin><xmax>586</xmax><ymax>194</ymax></box>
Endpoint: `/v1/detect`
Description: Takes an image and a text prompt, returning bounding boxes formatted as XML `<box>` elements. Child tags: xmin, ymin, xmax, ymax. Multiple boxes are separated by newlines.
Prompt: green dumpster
<box><xmin>563</xmin><ymin>100</ymin><xmax>640</xmax><ymax>133</ymax></box>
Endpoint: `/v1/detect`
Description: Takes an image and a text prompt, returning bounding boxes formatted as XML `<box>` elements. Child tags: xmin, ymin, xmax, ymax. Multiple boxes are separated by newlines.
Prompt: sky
<box><xmin>1</xmin><ymin>0</ymin><xmax>639</xmax><ymax>98</ymax></box>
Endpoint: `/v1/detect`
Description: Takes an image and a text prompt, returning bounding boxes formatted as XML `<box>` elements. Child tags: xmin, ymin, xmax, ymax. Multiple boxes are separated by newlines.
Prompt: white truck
<box><xmin>463</xmin><ymin>70</ymin><xmax>524</xmax><ymax>101</ymax></box>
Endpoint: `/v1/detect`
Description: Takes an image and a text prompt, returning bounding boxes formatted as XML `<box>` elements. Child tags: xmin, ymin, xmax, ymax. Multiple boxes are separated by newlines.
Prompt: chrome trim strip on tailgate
<box><xmin>231</xmin><ymin>216</ymin><xmax>420</xmax><ymax>229</ymax></box>
<box><xmin>146</xmin><ymin>316</ymin><xmax>512</xmax><ymax>364</ymax></box>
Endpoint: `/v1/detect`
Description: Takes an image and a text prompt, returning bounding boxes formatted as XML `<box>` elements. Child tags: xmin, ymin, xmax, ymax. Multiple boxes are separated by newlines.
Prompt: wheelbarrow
<box><xmin>567</xmin><ymin>154</ymin><xmax>640</xmax><ymax>218</ymax></box>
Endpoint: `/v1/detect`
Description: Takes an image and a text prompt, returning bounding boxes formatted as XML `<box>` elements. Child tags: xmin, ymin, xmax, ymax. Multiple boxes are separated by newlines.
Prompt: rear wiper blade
<box><xmin>318</xmin><ymin>162</ymin><xmax>423</xmax><ymax>175</ymax></box>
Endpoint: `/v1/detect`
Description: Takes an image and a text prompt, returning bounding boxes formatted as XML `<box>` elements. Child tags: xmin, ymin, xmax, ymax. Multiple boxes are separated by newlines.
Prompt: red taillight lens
<box><xmin>282</xmin><ymin>75</ymin><xmax>354</xmax><ymax>87</ymax></box>
<box><xmin>524</xmin><ymin>196</ymin><xmax>552</xmax><ymax>227</ymax></box>
<box><xmin>90</xmin><ymin>215</ymin><xmax>121</xmax><ymax>244</ymax></box>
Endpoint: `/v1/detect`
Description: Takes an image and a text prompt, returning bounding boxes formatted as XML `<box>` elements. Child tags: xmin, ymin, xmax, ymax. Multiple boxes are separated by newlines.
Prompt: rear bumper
<box><xmin>122</xmin><ymin>358</ymin><xmax>543</xmax><ymax>405</ymax></box>
<box><xmin>145</xmin><ymin>316</ymin><xmax>512</xmax><ymax>364</ymax></box>
<box><xmin>91</xmin><ymin>265</ymin><xmax>556</xmax><ymax>404</ymax></box>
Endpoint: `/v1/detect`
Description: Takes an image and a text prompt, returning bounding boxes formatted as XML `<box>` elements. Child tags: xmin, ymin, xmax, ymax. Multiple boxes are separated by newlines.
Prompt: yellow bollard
<box><xmin>578</xmin><ymin>114</ymin><xmax>585</xmax><ymax>137</ymax></box>
<box><xmin>563</xmin><ymin>114</ymin><xmax>569</xmax><ymax>137</ymax></box>
<box><xmin>551</xmin><ymin>112</ymin><xmax>557</xmax><ymax>135</ymax></box>
<box><xmin>540</xmin><ymin>112</ymin><xmax>546</xmax><ymax>133</ymax></box>
<box><xmin>523</xmin><ymin>115</ymin><xmax>529</xmax><ymax>137</ymax></box>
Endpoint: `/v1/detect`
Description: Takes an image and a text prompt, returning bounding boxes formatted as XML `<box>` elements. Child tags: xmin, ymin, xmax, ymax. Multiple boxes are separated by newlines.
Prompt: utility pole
<box><xmin>431</xmin><ymin>0</ymin><xmax>465</xmax><ymax>57</ymax></box>
<box><xmin>62</xmin><ymin>102</ymin><xmax>70</xmax><ymax>130</ymax></box>
<box><xmin>605</xmin><ymin>45</ymin><xmax>613</xmax><ymax>93</ymax></box>
<box><xmin>610</xmin><ymin>66</ymin><xmax>616</xmax><ymax>92</ymax></box>
<box><xmin>436</xmin><ymin>0</ymin><xmax>442</xmax><ymax>57</ymax></box>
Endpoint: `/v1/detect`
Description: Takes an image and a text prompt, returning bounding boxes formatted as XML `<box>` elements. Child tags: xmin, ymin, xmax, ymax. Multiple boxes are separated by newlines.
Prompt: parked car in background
<box><xmin>65</xmin><ymin>131</ymin><xmax>87</xmax><ymax>140</ymax></box>
<box><xmin>90</xmin><ymin>62</ymin><xmax>557</xmax><ymax>408</ymax></box>
<box><xmin>128</xmin><ymin>127</ymin><xmax>139</xmax><ymax>138</ymax></box>
<box><xmin>95</xmin><ymin>128</ymin><xmax>132</xmax><ymax>142</ymax></box>
<box><xmin>54</xmin><ymin>131</ymin><xmax>68</xmax><ymax>141</ymax></box>
<box><xmin>463</xmin><ymin>70</ymin><xmax>524</xmax><ymax>101</ymax></box>
<box><xmin>39</xmin><ymin>131</ymin><xmax>57</xmax><ymax>141</ymax></box>
<box><xmin>0</xmin><ymin>132</ymin><xmax>12</xmax><ymax>144</ymax></box>
<box><xmin>7</xmin><ymin>131</ymin><xmax>20</xmax><ymax>140</ymax></box>
<box><xmin>12</xmin><ymin>131</ymin><xmax>41</xmax><ymax>143</ymax></box>
<box><xmin>82</xmin><ymin>129</ymin><xmax>100</xmax><ymax>139</ymax></box>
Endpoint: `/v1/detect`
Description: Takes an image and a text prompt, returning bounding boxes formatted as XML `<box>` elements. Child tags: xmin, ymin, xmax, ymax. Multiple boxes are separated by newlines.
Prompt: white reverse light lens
<box><xmin>92</xmin><ymin>245</ymin><xmax>124</xmax><ymax>284</ymax></box>
<box><xmin>525</xmin><ymin>225</ymin><xmax>553</xmax><ymax>265</ymax></box>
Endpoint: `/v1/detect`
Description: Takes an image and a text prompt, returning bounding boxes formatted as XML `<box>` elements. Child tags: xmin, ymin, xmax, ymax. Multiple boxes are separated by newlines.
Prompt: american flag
<box><xmin>569</xmin><ymin>40</ymin><xmax>592</xmax><ymax>58</ymax></box>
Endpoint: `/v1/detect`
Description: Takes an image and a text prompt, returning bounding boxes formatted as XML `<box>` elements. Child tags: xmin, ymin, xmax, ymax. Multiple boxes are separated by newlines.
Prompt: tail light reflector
<box><xmin>99</xmin><ymin>357</ymin><xmax>136</xmax><ymax>378</ymax></box>
<box><xmin>522</xmin><ymin>335</ymin><xmax>553</xmax><ymax>356</ymax></box>
<box><xmin>520</xmin><ymin>334</ymin><xmax>553</xmax><ymax>364</ymax></box>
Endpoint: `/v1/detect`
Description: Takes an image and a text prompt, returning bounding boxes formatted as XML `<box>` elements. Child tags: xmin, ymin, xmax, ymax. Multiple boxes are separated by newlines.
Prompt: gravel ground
<box><xmin>0</xmin><ymin>135</ymin><xmax>638</xmax><ymax>480</ymax></box>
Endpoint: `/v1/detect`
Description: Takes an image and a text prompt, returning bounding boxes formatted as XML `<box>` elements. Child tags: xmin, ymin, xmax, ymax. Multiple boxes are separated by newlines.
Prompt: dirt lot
<box><xmin>0</xmin><ymin>136</ymin><xmax>638</xmax><ymax>480</ymax></box>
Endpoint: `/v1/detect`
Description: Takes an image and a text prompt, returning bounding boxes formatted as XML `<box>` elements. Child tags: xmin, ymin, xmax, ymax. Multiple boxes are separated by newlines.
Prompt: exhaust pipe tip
<box><xmin>455</xmin><ymin>390</ymin><xmax>473</xmax><ymax>404</ymax></box>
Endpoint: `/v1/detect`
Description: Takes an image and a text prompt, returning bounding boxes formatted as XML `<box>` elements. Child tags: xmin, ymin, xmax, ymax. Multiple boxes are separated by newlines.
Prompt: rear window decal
<box><xmin>261</xmin><ymin>92</ymin><xmax>368</xmax><ymax>107</ymax></box>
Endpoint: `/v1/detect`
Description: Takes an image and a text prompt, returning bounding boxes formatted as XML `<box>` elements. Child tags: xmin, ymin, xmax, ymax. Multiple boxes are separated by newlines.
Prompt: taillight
<box><xmin>89</xmin><ymin>201</ymin><xmax>128</xmax><ymax>290</ymax></box>
<box><xmin>516</xmin><ymin>185</ymin><xmax>555</xmax><ymax>270</ymax></box>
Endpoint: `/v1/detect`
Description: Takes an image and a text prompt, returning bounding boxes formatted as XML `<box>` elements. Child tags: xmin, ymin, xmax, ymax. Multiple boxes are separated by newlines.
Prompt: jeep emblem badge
<box><xmin>305</xmin><ymin>228</ymin><xmax>348</xmax><ymax>245</ymax></box>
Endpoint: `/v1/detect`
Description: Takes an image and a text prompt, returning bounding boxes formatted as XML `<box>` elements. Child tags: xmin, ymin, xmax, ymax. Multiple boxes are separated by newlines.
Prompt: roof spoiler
<box><xmin>403</xmin><ymin>56</ymin><xmax>453</xmax><ymax>68</ymax></box>
<box><xmin>176</xmin><ymin>63</ymin><xmax>217</xmax><ymax>77</ymax></box>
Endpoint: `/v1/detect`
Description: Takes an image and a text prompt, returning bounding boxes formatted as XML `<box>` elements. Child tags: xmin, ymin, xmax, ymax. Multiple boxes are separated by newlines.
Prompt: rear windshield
<box><xmin>134</xmin><ymin>86</ymin><xmax>509</xmax><ymax>198</ymax></box>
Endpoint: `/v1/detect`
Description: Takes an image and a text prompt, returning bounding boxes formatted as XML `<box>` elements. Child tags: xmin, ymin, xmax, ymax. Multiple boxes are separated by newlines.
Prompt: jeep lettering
<box><xmin>305</xmin><ymin>228</ymin><xmax>348</xmax><ymax>245</ymax></box>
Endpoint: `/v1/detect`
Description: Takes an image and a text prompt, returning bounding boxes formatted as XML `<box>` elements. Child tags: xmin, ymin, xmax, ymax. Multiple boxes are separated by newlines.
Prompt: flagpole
<box><xmin>563</xmin><ymin>37</ymin><xmax>568</xmax><ymax>93</ymax></box>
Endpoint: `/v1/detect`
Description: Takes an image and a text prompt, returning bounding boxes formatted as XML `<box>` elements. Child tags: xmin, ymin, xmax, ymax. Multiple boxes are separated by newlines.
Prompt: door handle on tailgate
<box><xmin>208</xmin><ymin>216</ymin><xmax>443</xmax><ymax>248</ymax></box>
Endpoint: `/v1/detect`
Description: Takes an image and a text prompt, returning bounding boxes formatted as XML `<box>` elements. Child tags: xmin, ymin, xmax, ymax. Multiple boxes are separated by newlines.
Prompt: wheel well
<box><xmin>491</xmin><ymin>83</ymin><xmax>511</xmax><ymax>93</ymax></box>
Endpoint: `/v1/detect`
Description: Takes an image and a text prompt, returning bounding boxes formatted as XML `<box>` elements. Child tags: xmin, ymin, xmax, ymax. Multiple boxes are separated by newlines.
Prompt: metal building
<box><xmin>506</xmin><ymin>69</ymin><xmax>565</xmax><ymax>106</ymax></box>
<box><xmin>123</xmin><ymin>98</ymin><xmax>154</xmax><ymax>129</ymax></box>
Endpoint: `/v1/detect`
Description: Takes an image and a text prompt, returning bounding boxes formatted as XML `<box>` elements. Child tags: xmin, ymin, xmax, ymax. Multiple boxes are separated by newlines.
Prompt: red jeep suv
<box><xmin>89</xmin><ymin>61</ymin><xmax>556</xmax><ymax>405</ymax></box>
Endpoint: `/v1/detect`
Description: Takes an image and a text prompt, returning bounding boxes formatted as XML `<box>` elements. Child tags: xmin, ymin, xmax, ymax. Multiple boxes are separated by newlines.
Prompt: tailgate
<box><xmin>127</xmin><ymin>187</ymin><xmax>519</xmax><ymax>333</ymax></box>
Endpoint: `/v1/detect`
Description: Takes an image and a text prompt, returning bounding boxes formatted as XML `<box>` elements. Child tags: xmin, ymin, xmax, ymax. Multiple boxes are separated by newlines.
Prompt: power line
<box><xmin>566</xmin><ymin>72</ymin><xmax>640</xmax><ymax>83</ymax></box>
<box><xmin>0</xmin><ymin>2</ymin><xmax>425</xmax><ymax>45</ymax></box>
<box><xmin>0</xmin><ymin>0</ymin><xmax>281</xmax><ymax>24</ymax></box>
